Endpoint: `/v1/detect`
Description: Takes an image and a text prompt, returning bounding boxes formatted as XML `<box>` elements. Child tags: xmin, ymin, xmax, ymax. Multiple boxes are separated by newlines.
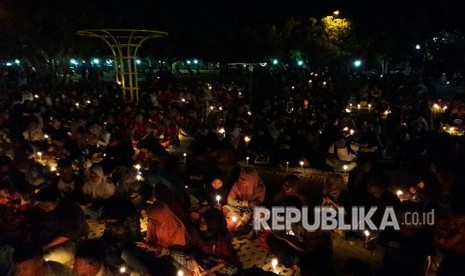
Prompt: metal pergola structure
<box><xmin>77</xmin><ymin>29</ymin><xmax>168</xmax><ymax>102</ymax></box>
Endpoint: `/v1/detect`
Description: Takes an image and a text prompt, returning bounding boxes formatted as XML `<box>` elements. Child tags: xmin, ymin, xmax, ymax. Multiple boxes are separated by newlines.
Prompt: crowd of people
<box><xmin>1</xmin><ymin>67</ymin><xmax>465</xmax><ymax>276</ymax></box>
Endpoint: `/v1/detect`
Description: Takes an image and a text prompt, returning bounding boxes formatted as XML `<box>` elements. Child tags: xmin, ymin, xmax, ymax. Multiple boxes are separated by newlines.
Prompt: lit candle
<box><xmin>396</xmin><ymin>190</ymin><xmax>404</xmax><ymax>201</ymax></box>
<box><xmin>286</xmin><ymin>161</ymin><xmax>289</xmax><ymax>172</ymax></box>
<box><xmin>44</xmin><ymin>134</ymin><xmax>49</xmax><ymax>139</ymax></box>
<box><xmin>136</xmin><ymin>174</ymin><xmax>142</xmax><ymax>181</ymax></box>
<box><xmin>345</xmin><ymin>108</ymin><xmax>351</xmax><ymax>113</ymax></box>
<box><xmin>37</xmin><ymin>151</ymin><xmax>42</xmax><ymax>161</ymax></box>
<box><xmin>246</xmin><ymin>156</ymin><xmax>250</xmax><ymax>165</ymax></box>
<box><xmin>343</xmin><ymin>165</ymin><xmax>348</xmax><ymax>172</ymax></box>
<box><xmin>357</xmin><ymin>104</ymin><xmax>361</xmax><ymax>109</ymax></box>
<box><xmin>343</xmin><ymin>127</ymin><xmax>349</xmax><ymax>131</ymax></box>
<box><xmin>119</xmin><ymin>266</ymin><xmax>127</xmax><ymax>273</ymax></box>
<box><xmin>349</xmin><ymin>129</ymin><xmax>355</xmax><ymax>135</ymax></box>
<box><xmin>364</xmin><ymin>230</ymin><xmax>370</xmax><ymax>243</ymax></box>
<box><xmin>216</xmin><ymin>195</ymin><xmax>221</xmax><ymax>205</ymax></box>
<box><xmin>247</xmin><ymin>111</ymin><xmax>252</xmax><ymax>116</ymax></box>
<box><xmin>368</xmin><ymin>104</ymin><xmax>372</xmax><ymax>109</ymax></box>
<box><xmin>271</xmin><ymin>258</ymin><xmax>278</xmax><ymax>271</ymax></box>
<box><xmin>181</xmin><ymin>98</ymin><xmax>186</xmax><ymax>102</ymax></box>
<box><xmin>300</xmin><ymin>161</ymin><xmax>304</xmax><ymax>172</ymax></box>
<box><xmin>134</xmin><ymin>164</ymin><xmax>141</xmax><ymax>171</ymax></box>
<box><xmin>50</xmin><ymin>166</ymin><xmax>57</xmax><ymax>172</ymax></box>
<box><xmin>232</xmin><ymin>216</ymin><xmax>237</xmax><ymax>222</ymax></box>
<box><xmin>183</xmin><ymin>153</ymin><xmax>187</xmax><ymax>163</ymax></box>
<box><xmin>219</xmin><ymin>106</ymin><xmax>223</xmax><ymax>111</ymax></box>
<box><xmin>244</xmin><ymin>136</ymin><xmax>251</xmax><ymax>145</ymax></box>
<box><xmin>177</xmin><ymin>270</ymin><xmax>184</xmax><ymax>276</ymax></box>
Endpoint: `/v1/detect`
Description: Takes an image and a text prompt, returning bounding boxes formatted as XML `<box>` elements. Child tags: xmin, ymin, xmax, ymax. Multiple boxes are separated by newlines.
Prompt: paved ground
<box><xmin>87</xmin><ymin>165</ymin><xmax>382</xmax><ymax>275</ymax></box>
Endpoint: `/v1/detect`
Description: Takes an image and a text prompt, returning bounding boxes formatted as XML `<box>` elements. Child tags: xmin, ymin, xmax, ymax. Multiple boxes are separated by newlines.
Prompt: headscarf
<box><xmin>228</xmin><ymin>167</ymin><xmax>265</xmax><ymax>204</ymax></box>
<box><xmin>83</xmin><ymin>166</ymin><xmax>115</xmax><ymax>200</ymax></box>
<box><xmin>146</xmin><ymin>201</ymin><xmax>186</xmax><ymax>248</ymax></box>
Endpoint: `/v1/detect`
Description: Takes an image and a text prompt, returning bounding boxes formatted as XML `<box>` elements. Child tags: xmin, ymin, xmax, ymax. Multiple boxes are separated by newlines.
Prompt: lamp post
<box><xmin>247</xmin><ymin>65</ymin><xmax>254</xmax><ymax>105</ymax></box>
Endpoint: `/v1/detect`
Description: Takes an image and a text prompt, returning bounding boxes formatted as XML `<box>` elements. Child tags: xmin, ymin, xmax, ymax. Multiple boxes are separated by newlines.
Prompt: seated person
<box><xmin>266</xmin><ymin>192</ymin><xmax>333</xmax><ymax>276</ymax></box>
<box><xmin>55</xmin><ymin>158</ymin><xmax>84</xmax><ymax>202</ymax></box>
<box><xmin>27</xmin><ymin>186</ymin><xmax>88</xmax><ymax>265</ymax></box>
<box><xmin>322</xmin><ymin>174</ymin><xmax>349</xmax><ymax>208</ymax></box>
<box><xmin>121</xmin><ymin>201</ymin><xmax>185</xmax><ymax>275</ymax></box>
<box><xmin>224</xmin><ymin>167</ymin><xmax>265</xmax><ymax>231</ymax></box>
<box><xmin>12</xmin><ymin>243</ymin><xmax>72</xmax><ymax>276</ymax></box>
<box><xmin>200</xmin><ymin>178</ymin><xmax>229</xmax><ymax>208</ymax></box>
<box><xmin>101</xmin><ymin>198</ymin><xmax>142</xmax><ymax>262</ymax></box>
<box><xmin>82</xmin><ymin>165</ymin><xmax>115</xmax><ymax>201</ymax></box>
<box><xmin>273</xmin><ymin>174</ymin><xmax>304</xmax><ymax>204</ymax></box>
<box><xmin>180</xmin><ymin>208</ymin><xmax>241</xmax><ymax>275</ymax></box>
<box><xmin>73</xmin><ymin>239</ymin><xmax>114</xmax><ymax>276</ymax></box>
<box><xmin>325</xmin><ymin>136</ymin><xmax>377</xmax><ymax>173</ymax></box>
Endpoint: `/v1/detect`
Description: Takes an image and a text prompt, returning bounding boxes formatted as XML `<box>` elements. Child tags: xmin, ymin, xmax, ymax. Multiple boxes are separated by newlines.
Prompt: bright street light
<box><xmin>193</xmin><ymin>59</ymin><xmax>198</xmax><ymax>64</ymax></box>
<box><xmin>354</xmin><ymin>60</ymin><xmax>362</xmax><ymax>67</ymax></box>
<box><xmin>273</xmin><ymin>59</ymin><xmax>278</xmax><ymax>65</ymax></box>
<box><xmin>70</xmin><ymin>59</ymin><xmax>78</xmax><ymax>65</ymax></box>
<box><xmin>136</xmin><ymin>59</ymin><xmax>141</xmax><ymax>64</ymax></box>
<box><xmin>297</xmin><ymin>60</ymin><xmax>304</xmax><ymax>66</ymax></box>
<box><xmin>15</xmin><ymin>59</ymin><xmax>20</xmax><ymax>64</ymax></box>
<box><xmin>186</xmin><ymin>60</ymin><xmax>191</xmax><ymax>64</ymax></box>
<box><xmin>92</xmin><ymin>58</ymin><xmax>99</xmax><ymax>64</ymax></box>
<box><xmin>415</xmin><ymin>44</ymin><xmax>421</xmax><ymax>50</ymax></box>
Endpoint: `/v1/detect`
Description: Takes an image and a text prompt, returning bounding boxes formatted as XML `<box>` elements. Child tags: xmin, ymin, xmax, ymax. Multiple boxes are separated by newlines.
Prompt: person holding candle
<box><xmin>179</xmin><ymin>208</ymin><xmax>241</xmax><ymax>276</ymax></box>
<box><xmin>200</xmin><ymin>177</ymin><xmax>228</xmax><ymax>207</ymax></box>
<box><xmin>224</xmin><ymin>167</ymin><xmax>265</xmax><ymax>232</ymax></box>
<box><xmin>121</xmin><ymin>201</ymin><xmax>185</xmax><ymax>275</ymax></box>
<box><xmin>326</xmin><ymin>135</ymin><xmax>377</xmax><ymax>173</ymax></box>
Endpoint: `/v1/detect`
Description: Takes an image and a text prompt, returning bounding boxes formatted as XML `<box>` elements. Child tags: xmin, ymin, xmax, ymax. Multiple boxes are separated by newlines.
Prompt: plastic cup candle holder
<box><xmin>216</xmin><ymin>195</ymin><xmax>221</xmax><ymax>205</ymax></box>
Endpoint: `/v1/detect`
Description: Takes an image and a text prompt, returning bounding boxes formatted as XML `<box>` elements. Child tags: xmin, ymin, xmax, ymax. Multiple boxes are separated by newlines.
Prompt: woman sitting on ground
<box><xmin>178</xmin><ymin>208</ymin><xmax>241</xmax><ymax>275</ymax></box>
<box><xmin>121</xmin><ymin>201</ymin><xmax>186</xmax><ymax>275</ymax></box>
<box><xmin>223</xmin><ymin>167</ymin><xmax>265</xmax><ymax>231</ymax></box>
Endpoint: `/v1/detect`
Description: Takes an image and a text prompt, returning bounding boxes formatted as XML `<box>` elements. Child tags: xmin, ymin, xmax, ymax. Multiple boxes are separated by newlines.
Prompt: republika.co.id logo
<box><xmin>253</xmin><ymin>206</ymin><xmax>435</xmax><ymax>231</ymax></box>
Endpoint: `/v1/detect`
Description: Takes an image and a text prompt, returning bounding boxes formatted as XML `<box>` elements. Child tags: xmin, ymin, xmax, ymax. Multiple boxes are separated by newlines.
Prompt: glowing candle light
<box><xmin>246</xmin><ymin>156</ymin><xmax>250</xmax><ymax>165</ymax></box>
<box><xmin>357</xmin><ymin>104</ymin><xmax>361</xmax><ymax>109</ymax></box>
<box><xmin>244</xmin><ymin>136</ymin><xmax>251</xmax><ymax>145</ymax></box>
<box><xmin>119</xmin><ymin>266</ymin><xmax>127</xmax><ymax>273</ymax></box>
<box><xmin>300</xmin><ymin>161</ymin><xmax>304</xmax><ymax>172</ymax></box>
<box><xmin>247</xmin><ymin>111</ymin><xmax>252</xmax><ymax>116</ymax></box>
<box><xmin>343</xmin><ymin>127</ymin><xmax>349</xmax><ymax>131</ymax></box>
<box><xmin>136</xmin><ymin>175</ymin><xmax>142</xmax><ymax>181</ymax></box>
<box><xmin>286</xmin><ymin>161</ymin><xmax>289</xmax><ymax>172</ymax></box>
<box><xmin>368</xmin><ymin>104</ymin><xmax>372</xmax><ymax>109</ymax></box>
<box><xmin>216</xmin><ymin>195</ymin><xmax>221</xmax><ymax>205</ymax></box>
<box><xmin>219</xmin><ymin>106</ymin><xmax>223</xmax><ymax>111</ymax></box>
<box><xmin>271</xmin><ymin>258</ymin><xmax>278</xmax><ymax>271</ymax></box>
<box><xmin>349</xmin><ymin>129</ymin><xmax>355</xmax><ymax>135</ymax></box>
<box><xmin>37</xmin><ymin>151</ymin><xmax>42</xmax><ymax>161</ymax></box>
<box><xmin>183</xmin><ymin>153</ymin><xmax>187</xmax><ymax>163</ymax></box>
<box><xmin>177</xmin><ymin>270</ymin><xmax>184</xmax><ymax>276</ymax></box>
<box><xmin>50</xmin><ymin>166</ymin><xmax>57</xmax><ymax>172</ymax></box>
<box><xmin>343</xmin><ymin>164</ymin><xmax>348</xmax><ymax>172</ymax></box>
<box><xmin>134</xmin><ymin>164</ymin><xmax>141</xmax><ymax>171</ymax></box>
<box><xmin>396</xmin><ymin>190</ymin><xmax>403</xmax><ymax>197</ymax></box>
<box><xmin>345</xmin><ymin>108</ymin><xmax>351</xmax><ymax>113</ymax></box>
<box><xmin>181</xmin><ymin>98</ymin><xmax>186</xmax><ymax>102</ymax></box>
<box><xmin>364</xmin><ymin>230</ymin><xmax>370</xmax><ymax>243</ymax></box>
<box><xmin>44</xmin><ymin>134</ymin><xmax>49</xmax><ymax>139</ymax></box>
<box><xmin>231</xmin><ymin>216</ymin><xmax>237</xmax><ymax>222</ymax></box>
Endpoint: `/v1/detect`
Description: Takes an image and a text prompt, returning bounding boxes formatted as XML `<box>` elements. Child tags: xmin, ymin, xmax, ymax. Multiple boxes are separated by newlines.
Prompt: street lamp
<box><xmin>354</xmin><ymin>60</ymin><xmax>362</xmax><ymax>67</ymax></box>
<box><xmin>297</xmin><ymin>60</ymin><xmax>304</xmax><ymax>66</ymax></box>
<box><xmin>272</xmin><ymin>59</ymin><xmax>278</xmax><ymax>65</ymax></box>
<box><xmin>248</xmin><ymin>65</ymin><xmax>254</xmax><ymax>104</ymax></box>
<box><xmin>415</xmin><ymin>44</ymin><xmax>421</xmax><ymax>50</ymax></box>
